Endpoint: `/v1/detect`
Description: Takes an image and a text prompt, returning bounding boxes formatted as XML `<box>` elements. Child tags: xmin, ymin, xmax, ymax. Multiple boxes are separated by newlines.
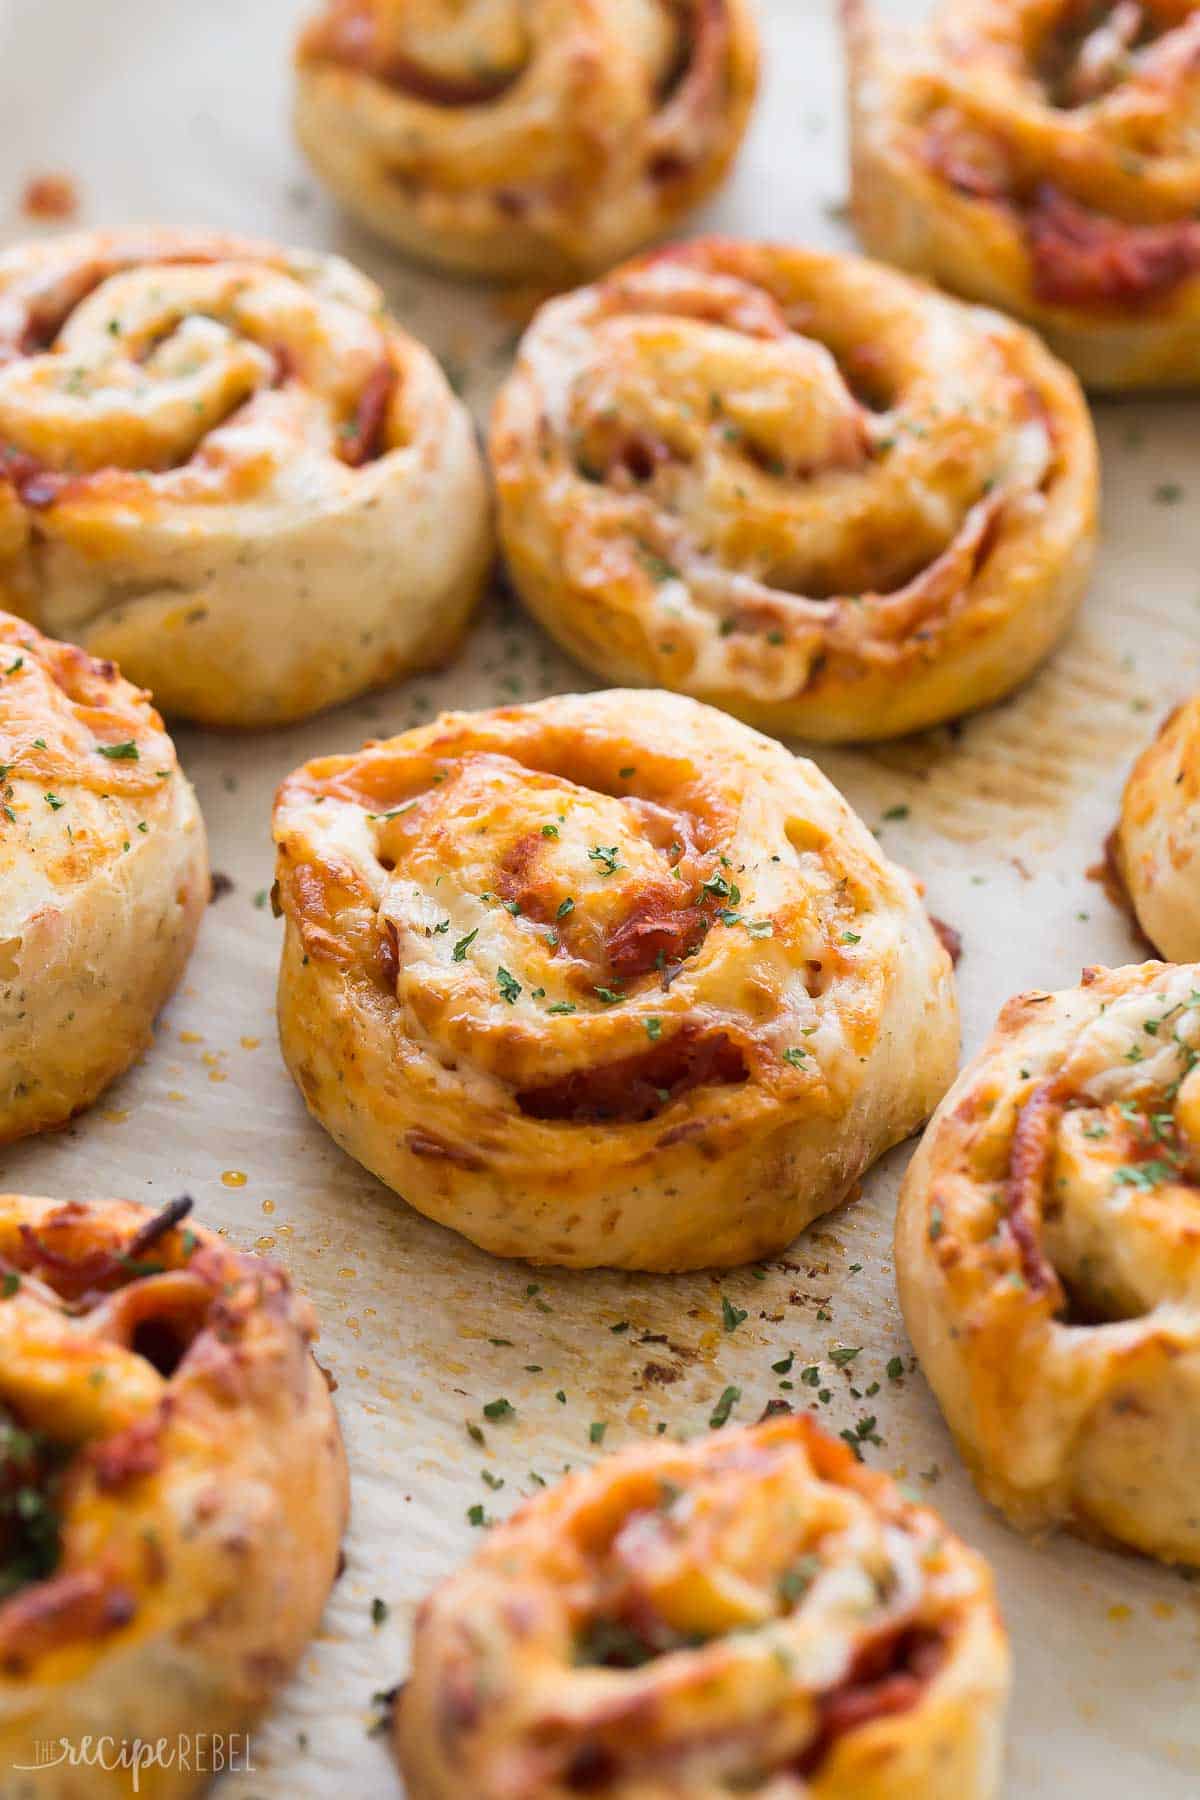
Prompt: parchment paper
<box><xmin>0</xmin><ymin>0</ymin><xmax>1198</xmax><ymax>1791</ymax></box>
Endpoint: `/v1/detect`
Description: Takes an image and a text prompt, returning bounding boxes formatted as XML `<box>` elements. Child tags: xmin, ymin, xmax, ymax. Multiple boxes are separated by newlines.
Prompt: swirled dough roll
<box><xmin>845</xmin><ymin>0</ymin><xmax>1200</xmax><ymax>390</ymax></box>
<box><xmin>1113</xmin><ymin>695</ymin><xmax>1200</xmax><ymax>961</ymax></box>
<box><xmin>897</xmin><ymin>960</ymin><xmax>1200</xmax><ymax>1563</ymax></box>
<box><xmin>395</xmin><ymin>1414</ymin><xmax>1010</xmax><ymax>1798</ymax></box>
<box><xmin>272</xmin><ymin>687</ymin><xmax>958</xmax><ymax>1270</ymax></box>
<box><xmin>0</xmin><ymin>1194</ymin><xmax>348</xmax><ymax>1796</ymax></box>
<box><xmin>490</xmin><ymin>239</ymin><xmax>1097</xmax><ymax>742</ymax></box>
<box><xmin>0</xmin><ymin>612</ymin><xmax>207</xmax><ymax>1143</ymax></box>
<box><xmin>0</xmin><ymin>229</ymin><xmax>493</xmax><ymax>727</ymax></box>
<box><xmin>294</xmin><ymin>0</ymin><xmax>760</xmax><ymax>279</ymax></box>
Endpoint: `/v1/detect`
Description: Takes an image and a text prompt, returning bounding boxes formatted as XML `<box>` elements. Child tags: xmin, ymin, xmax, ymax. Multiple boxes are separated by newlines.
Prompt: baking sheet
<box><xmin>1</xmin><ymin>0</ymin><xmax>1199</xmax><ymax>1791</ymax></box>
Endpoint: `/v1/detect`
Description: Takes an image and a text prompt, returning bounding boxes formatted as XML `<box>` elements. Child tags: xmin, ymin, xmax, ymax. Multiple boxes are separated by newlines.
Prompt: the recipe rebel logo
<box><xmin>13</xmin><ymin>1732</ymin><xmax>255</xmax><ymax>1788</ymax></box>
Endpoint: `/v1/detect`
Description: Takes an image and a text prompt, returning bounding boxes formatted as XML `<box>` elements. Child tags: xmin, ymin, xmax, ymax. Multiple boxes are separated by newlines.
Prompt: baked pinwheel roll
<box><xmin>490</xmin><ymin>239</ymin><xmax>1097</xmax><ymax>743</ymax></box>
<box><xmin>293</xmin><ymin>1</ymin><xmax>760</xmax><ymax>280</ymax></box>
<box><xmin>845</xmin><ymin>0</ymin><xmax>1200</xmax><ymax>390</ymax></box>
<box><xmin>0</xmin><ymin>613</ymin><xmax>207</xmax><ymax>1143</ymax></box>
<box><xmin>0</xmin><ymin>1194</ymin><xmax>347</xmax><ymax>1793</ymax></box>
<box><xmin>395</xmin><ymin>1414</ymin><xmax>1011</xmax><ymax>1798</ymax></box>
<box><xmin>1112</xmin><ymin>695</ymin><xmax>1200</xmax><ymax>962</ymax></box>
<box><xmin>0</xmin><ymin>229</ymin><xmax>492</xmax><ymax>728</ymax></box>
<box><xmin>898</xmin><ymin>959</ymin><xmax>1200</xmax><ymax>1564</ymax></box>
<box><xmin>272</xmin><ymin>687</ymin><xmax>958</xmax><ymax>1270</ymax></box>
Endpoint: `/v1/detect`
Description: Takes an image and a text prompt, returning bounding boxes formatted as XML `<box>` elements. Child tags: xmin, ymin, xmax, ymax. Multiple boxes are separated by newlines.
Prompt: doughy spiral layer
<box><xmin>395</xmin><ymin>1414</ymin><xmax>1010</xmax><ymax>1798</ymax></box>
<box><xmin>0</xmin><ymin>611</ymin><xmax>207</xmax><ymax>1143</ymax></box>
<box><xmin>0</xmin><ymin>1194</ymin><xmax>348</xmax><ymax>1796</ymax></box>
<box><xmin>294</xmin><ymin>0</ymin><xmax>760</xmax><ymax>279</ymax></box>
<box><xmin>1113</xmin><ymin>695</ymin><xmax>1200</xmax><ymax>961</ymax></box>
<box><xmin>490</xmin><ymin>239</ymin><xmax>1097</xmax><ymax>743</ymax></box>
<box><xmin>845</xmin><ymin>0</ymin><xmax>1200</xmax><ymax>389</ymax></box>
<box><xmin>0</xmin><ymin>229</ymin><xmax>493</xmax><ymax>727</ymax></box>
<box><xmin>272</xmin><ymin>688</ymin><xmax>958</xmax><ymax>1270</ymax></box>
<box><xmin>897</xmin><ymin>960</ymin><xmax>1200</xmax><ymax>1562</ymax></box>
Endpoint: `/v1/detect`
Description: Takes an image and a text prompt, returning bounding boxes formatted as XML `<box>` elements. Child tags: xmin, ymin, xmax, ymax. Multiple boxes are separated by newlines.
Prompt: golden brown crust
<box><xmin>0</xmin><ymin>228</ymin><xmax>493</xmax><ymax>726</ymax></box>
<box><xmin>395</xmin><ymin>1414</ymin><xmax>1010</xmax><ymax>1798</ymax></box>
<box><xmin>272</xmin><ymin>687</ymin><xmax>958</xmax><ymax>1270</ymax></box>
<box><xmin>0</xmin><ymin>610</ymin><xmax>207</xmax><ymax>1143</ymax></box>
<box><xmin>1113</xmin><ymin>694</ymin><xmax>1200</xmax><ymax>960</ymax></box>
<box><xmin>489</xmin><ymin>238</ymin><xmax>1097</xmax><ymax>742</ymax></box>
<box><xmin>0</xmin><ymin>1194</ymin><xmax>348</xmax><ymax>1795</ymax></box>
<box><xmin>896</xmin><ymin>959</ymin><xmax>1200</xmax><ymax>1563</ymax></box>
<box><xmin>844</xmin><ymin>0</ymin><xmax>1200</xmax><ymax>389</ymax></box>
<box><xmin>293</xmin><ymin>0</ymin><xmax>760</xmax><ymax>280</ymax></box>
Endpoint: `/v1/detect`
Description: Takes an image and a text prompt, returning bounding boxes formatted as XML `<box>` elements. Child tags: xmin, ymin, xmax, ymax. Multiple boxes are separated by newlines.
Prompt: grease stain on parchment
<box><xmin>835</xmin><ymin>627</ymin><xmax>1150</xmax><ymax>843</ymax></box>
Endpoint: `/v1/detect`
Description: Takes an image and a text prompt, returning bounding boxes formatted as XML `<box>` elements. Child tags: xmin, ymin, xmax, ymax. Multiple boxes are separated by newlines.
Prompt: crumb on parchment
<box><xmin>19</xmin><ymin>172</ymin><xmax>79</xmax><ymax>221</ymax></box>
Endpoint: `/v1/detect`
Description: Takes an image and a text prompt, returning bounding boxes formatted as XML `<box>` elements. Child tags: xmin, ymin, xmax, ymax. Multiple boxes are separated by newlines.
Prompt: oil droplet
<box><xmin>261</xmin><ymin>1198</ymin><xmax>275</xmax><ymax>1214</ymax></box>
<box><xmin>240</xmin><ymin>1035</ymin><xmax>261</xmax><ymax>1050</ymax></box>
<box><xmin>102</xmin><ymin>1108</ymin><xmax>129</xmax><ymax>1124</ymax></box>
<box><xmin>255</xmin><ymin>1235</ymin><xmax>277</xmax><ymax>1250</ymax></box>
<box><xmin>356</xmin><ymin>1366</ymin><xmax>369</xmax><ymax>1380</ymax></box>
<box><xmin>1152</xmin><ymin>1601</ymin><xmax>1176</xmax><ymax>1621</ymax></box>
<box><xmin>179</xmin><ymin>1030</ymin><xmax>203</xmax><ymax>1044</ymax></box>
<box><xmin>338</xmin><ymin>1267</ymin><xmax>357</xmax><ymax>1279</ymax></box>
<box><xmin>208</xmin><ymin>1070</ymin><xmax>227</xmax><ymax>1084</ymax></box>
<box><xmin>221</xmin><ymin>1170</ymin><xmax>247</xmax><ymax>1189</ymax></box>
<box><xmin>1108</xmin><ymin>1603</ymin><xmax>1132</xmax><ymax>1623</ymax></box>
<box><xmin>167</xmin><ymin>1090</ymin><xmax>185</xmax><ymax>1102</ymax></box>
